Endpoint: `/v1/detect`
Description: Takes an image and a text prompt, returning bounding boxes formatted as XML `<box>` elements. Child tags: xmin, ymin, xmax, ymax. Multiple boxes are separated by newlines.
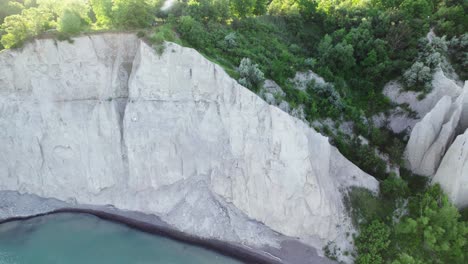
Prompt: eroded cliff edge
<box><xmin>401</xmin><ymin>70</ymin><xmax>468</xmax><ymax>208</ymax></box>
<box><xmin>0</xmin><ymin>33</ymin><xmax>378</xmax><ymax>262</ymax></box>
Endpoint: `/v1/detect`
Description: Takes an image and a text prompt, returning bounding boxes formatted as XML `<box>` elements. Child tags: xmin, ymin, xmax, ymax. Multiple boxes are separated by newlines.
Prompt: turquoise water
<box><xmin>0</xmin><ymin>213</ymin><xmax>242</xmax><ymax>264</ymax></box>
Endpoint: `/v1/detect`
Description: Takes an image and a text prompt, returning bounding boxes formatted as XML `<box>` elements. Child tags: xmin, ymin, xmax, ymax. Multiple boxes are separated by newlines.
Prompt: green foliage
<box><xmin>391</xmin><ymin>253</ymin><xmax>424</xmax><ymax>264</ymax></box>
<box><xmin>238</xmin><ymin>57</ymin><xmax>265</xmax><ymax>91</ymax></box>
<box><xmin>448</xmin><ymin>33</ymin><xmax>468</xmax><ymax>80</ymax></box>
<box><xmin>317</xmin><ymin>34</ymin><xmax>355</xmax><ymax>76</ymax></box>
<box><xmin>394</xmin><ymin>185</ymin><xmax>468</xmax><ymax>263</ymax></box>
<box><xmin>90</xmin><ymin>0</ymin><xmax>112</xmax><ymax>28</ymax></box>
<box><xmin>353</xmin><ymin>184</ymin><xmax>468</xmax><ymax>264</ymax></box>
<box><xmin>0</xmin><ymin>0</ymin><xmax>24</xmax><ymax>23</ymax></box>
<box><xmin>1</xmin><ymin>7</ymin><xmax>53</xmax><ymax>48</ymax></box>
<box><xmin>355</xmin><ymin>221</ymin><xmax>390</xmax><ymax>264</ymax></box>
<box><xmin>335</xmin><ymin>135</ymin><xmax>388</xmax><ymax>180</ymax></box>
<box><xmin>148</xmin><ymin>23</ymin><xmax>179</xmax><ymax>54</ymax></box>
<box><xmin>177</xmin><ymin>15</ymin><xmax>208</xmax><ymax>48</ymax></box>
<box><xmin>306</xmin><ymin>81</ymin><xmax>344</xmax><ymax>118</ymax></box>
<box><xmin>58</xmin><ymin>9</ymin><xmax>83</xmax><ymax>34</ymax></box>
<box><xmin>345</xmin><ymin>188</ymin><xmax>385</xmax><ymax>226</ymax></box>
<box><xmin>186</xmin><ymin>0</ymin><xmax>231</xmax><ymax>22</ymax></box>
<box><xmin>403</xmin><ymin>61</ymin><xmax>431</xmax><ymax>91</ymax></box>
<box><xmin>229</xmin><ymin>0</ymin><xmax>256</xmax><ymax>18</ymax></box>
<box><xmin>433</xmin><ymin>2</ymin><xmax>468</xmax><ymax>38</ymax></box>
<box><xmin>381</xmin><ymin>174</ymin><xmax>409</xmax><ymax>200</ymax></box>
<box><xmin>399</xmin><ymin>0</ymin><xmax>432</xmax><ymax>19</ymax></box>
<box><xmin>111</xmin><ymin>0</ymin><xmax>152</xmax><ymax>29</ymax></box>
<box><xmin>268</xmin><ymin>0</ymin><xmax>301</xmax><ymax>15</ymax></box>
<box><xmin>37</xmin><ymin>0</ymin><xmax>90</xmax><ymax>20</ymax></box>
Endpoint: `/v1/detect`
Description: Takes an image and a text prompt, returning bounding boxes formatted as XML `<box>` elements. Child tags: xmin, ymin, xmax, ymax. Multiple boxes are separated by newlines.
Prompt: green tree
<box><xmin>391</xmin><ymin>253</ymin><xmax>424</xmax><ymax>264</ymax></box>
<box><xmin>399</xmin><ymin>0</ymin><xmax>432</xmax><ymax>19</ymax></box>
<box><xmin>90</xmin><ymin>0</ymin><xmax>112</xmax><ymax>28</ymax></box>
<box><xmin>229</xmin><ymin>0</ymin><xmax>256</xmax><ymax>18</ymax></box>
<box><xmin>317</xmin><ymin>34</ymin><xmax>356</xmax><ymax>76</ymax></box>
<box><xmin>355</xmin><ymin>220</ymin><xmax>391</xmax><ymax>264</ymax></box>
<box><xmin>177</xmin><ymin>15</ymin><xmax>208</xmax><ymax>48</ymax></box>
<box><xmin>433</xmin><ymin>3</ymin><xmax>468</xmax><ymax>37</ymax></box>
<box><xmin>37</xmin><ymin>0</ymin><xmax>90</xmax><ymax>19</ymax></box>
<box><xmin>394</xmin><ymin>185</ymin><xmax>468</xmax><ymax>263</ymax></box>
<box><xmin>267</xmin><ymin>0</ymin><xmax>301</xmax><ymax>15</ymax></box>
<box><xmin>58</xmin><ymin>9</ymin><xmax>82</xmax><ymax>34</ymax></box>
<box><xmin>186</xmin><ymin>0</ymin><xmax>230</xmax><ymax>22</ymax></box>
<box><xmin>253</xmin><ymin>0</ymin><xmax>268</xmax><ymax>15</ymax></box>
<box><xmin>0</xmin><ymin>0</ymin><xmax>24</xmax><ymax>23</ymax></box>
<box><xmin>111</xmin><ymin>0</ymin><xmax>152</xmax><ymax>28</ymax></box>
<box><xmin>381</xmin><ymin>175</ymin><xmax>409</xmax><ymax>201</ymax></box>
<box><xmin>1</xmin><ymin>7</ymin><xmax>53</xmax><ymax>48</ymax></box>
<box><xmin>0</xmin><ymin>14</ymin><xmax>28</xmax><ymax>48</ymax></box>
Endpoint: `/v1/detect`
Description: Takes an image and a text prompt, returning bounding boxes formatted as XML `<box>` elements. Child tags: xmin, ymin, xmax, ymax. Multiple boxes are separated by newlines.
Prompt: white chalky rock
<box><xmin>432</xmin><ymin>128</ymin><xmax>468</xmax><ymax>208</ymax></box>
<box><xmin>0</xmin><ymin>34</ymin><xmax>378</xmax><ymax>258</ymax></box>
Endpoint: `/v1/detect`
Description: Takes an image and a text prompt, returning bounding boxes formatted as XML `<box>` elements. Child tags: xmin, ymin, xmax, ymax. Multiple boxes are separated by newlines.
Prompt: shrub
<box><xmin>136</xmin><ymin>30</ymin><xmax>146</xmax><ymax>38</ymax></box>
<box><xmin>238</xmin><ymin>58</ymin><xmax>265</xmax><ymax>91</ymax></box>
<box><xmin>304</xmin><ymin>57</ymin><xmax>316</xmax><ymax>68</ymax></box>
<box><xmin>307</xmin><ymin>82</ymin><xmax>344</xmax><ymax>116</ymax></box>
<box><xmin>403</xmin><ymin>61</ymin><xmax>432</xmax><ymax>91</ymax></box>
<box><xmin>345</xmin><ymin>188</ymin><xmax>384</xmax><ymax>226</ymax></box>
<box><xmin>223</xmin><ymin>32</ymin><xmax>237</xmax><ymax>48</ymax></box>
<box><xmin>177</xmin><ymin>15</ymin><xmax>208</xmax><ymax>48</ymax></box>
<box><xmin>149</xmin><ymin>24</ymin><xmax>178</xmax><ymax>55</ymax></box>
<box><xmin>381</xmin><ymin>175</ymin><xmax>409</xmax><ymax>201</ymax></box>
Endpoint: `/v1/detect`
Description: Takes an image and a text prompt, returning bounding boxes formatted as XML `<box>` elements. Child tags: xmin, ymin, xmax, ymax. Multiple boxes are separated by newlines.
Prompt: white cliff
<box><xmin>402</xmin><ymin>69</ymin><xmax>467</xmax><ymax>206</ymax></box>
<box><xmin>432</xmin><ymin>129</ymin><xmax>468</xmax><ymax>208</ymax></box>
<box><xmin>382</xmin><ymin>70</ymin><xmax>462</xmax><ymax>134</ymax></box>
<box><xmin>0</xmin><ymin>33</ymin><xmax>378</xmax><ymax>261</ymax></box>
<box><xmin>405</xmin><ymin>94</ymin><xmax>463</xmax><ymax>176</ymax></box>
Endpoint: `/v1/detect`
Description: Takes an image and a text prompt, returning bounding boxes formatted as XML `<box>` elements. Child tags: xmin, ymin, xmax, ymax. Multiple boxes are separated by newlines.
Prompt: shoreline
<box><xmin>0</xmin><ymin>191</ymin><xmax>333</xmax><ymax>264</ymax></box>
<box><xmin>0</xmin><ymin>208</ymin><xmax>283</xmax><ymax>264</ymax></box>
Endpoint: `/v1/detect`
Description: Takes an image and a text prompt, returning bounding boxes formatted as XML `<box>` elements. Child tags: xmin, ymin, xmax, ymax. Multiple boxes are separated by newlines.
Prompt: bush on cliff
<box><xmin>238</xmin><ymin>58</ymin><xmax>265</xmax><ymax>91</ymax></box>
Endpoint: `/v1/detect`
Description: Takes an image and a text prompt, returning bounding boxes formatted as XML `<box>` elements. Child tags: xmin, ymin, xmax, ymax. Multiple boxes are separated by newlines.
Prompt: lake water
<box><xmin>0</xmin><ymin>213</ymin><xmax>242</xmax><ymax>264</ymax></box>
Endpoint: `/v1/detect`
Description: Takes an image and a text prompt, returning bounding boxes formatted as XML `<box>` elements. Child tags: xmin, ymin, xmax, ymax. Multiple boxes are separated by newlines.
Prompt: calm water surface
<box><xmin>0</xmin><ymin>213</ymin><xmax>242</xmax><ymax>264</ymax></box>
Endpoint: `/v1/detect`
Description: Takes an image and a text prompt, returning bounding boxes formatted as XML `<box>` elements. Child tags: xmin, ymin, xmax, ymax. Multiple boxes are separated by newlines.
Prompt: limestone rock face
<box><xmin>382</xmin><ymin>71</ymin><xmax>463</xmax><ymax>134</ymax></box>
<box><xmin>384</xmin><ymin>70</ymin><xmax>462</xmax><ymax>119</ymax></box>
<box><xmin>405</xmin><ymin>96</ymin><xmax>461</xmax><ymax>176</ymax></box>
<box><xmin>432</xmin><ymin>129</ymin><xmax>468</xmax><ymax>208</ymax></box>
<box><xmin>0</xmin><ymin>33</ymin><xmax>378</xmax><ymax>258</ymax></box>
<box><xmin>403</xmin><ymin>72</ymin><xmax>467</xmax><ymax>206</ymax></box>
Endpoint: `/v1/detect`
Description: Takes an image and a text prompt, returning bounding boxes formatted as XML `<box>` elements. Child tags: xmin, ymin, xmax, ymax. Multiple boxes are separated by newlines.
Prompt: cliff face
<box><xmin>432</xmin><ymin>129</ymin><xmax>468</xmax><ymax>208</ymax></box>
<box><xmin>403</xmin><ymin>69</ymin><xmax>468</xmax><ymax>208</ymax></box>
<box><xmin>0</xmin><ymin>33</ymin><xmax>378</xmax><ymax>258</ymax></box>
